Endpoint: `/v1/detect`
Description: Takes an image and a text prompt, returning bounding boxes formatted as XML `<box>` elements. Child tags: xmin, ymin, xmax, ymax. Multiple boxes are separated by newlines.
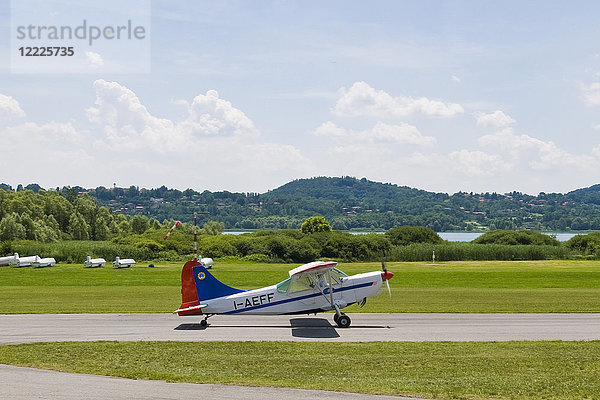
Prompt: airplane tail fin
<box><xmin>176</xmin><ymin>260</ymin><xmax>245</xmax><ymax>316</ymax></box>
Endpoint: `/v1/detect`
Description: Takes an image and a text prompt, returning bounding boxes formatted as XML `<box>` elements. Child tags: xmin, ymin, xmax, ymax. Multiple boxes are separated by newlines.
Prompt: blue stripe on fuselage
<box><xmin>223</xmin><ymin>281</ymin><xmax>374</xmax><ymax>314</ymax></box>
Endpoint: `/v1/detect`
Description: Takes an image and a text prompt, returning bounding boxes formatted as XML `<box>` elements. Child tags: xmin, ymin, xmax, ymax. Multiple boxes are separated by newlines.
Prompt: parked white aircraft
<box><xmin>113</xmin><ymin>257</ymin><xmax>135</xmax><ymax>268</ymax></box>
<box><xmin>8</xmin><ymin>253</ymin><xmax>38</xmax><ymax>267</ymax></box>
<box><xmin>174</xmin><ymin>260</ymin><xmax>393</xmax><ymax>328</ymax></box>
<box><xmin>0</xmin><ymin>254</ymin><xmax>14</xmax><ymax>266</ymax></box>
<box><xmin>33</xmin><ymin>256</ymin><xmax>56</xmax><ymax>268</ymax></box>
<box><xmin>84</xmin><ymin>256</ymin><xmax>106</xmax><ymax>268</ymax></box>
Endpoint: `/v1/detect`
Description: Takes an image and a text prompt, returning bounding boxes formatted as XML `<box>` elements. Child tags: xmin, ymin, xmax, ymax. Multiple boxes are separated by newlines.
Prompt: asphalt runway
<box><xmin>0</xmin><ymin>364</ymin><xmax>414</xmax><ymax>400</ymax></box>
<box><xmin>2</xmin><ymin>312</ymin><xmax>600</xmax><ymax>344</ymax></box>
<box><xmin>2</xmin><ymin>313</ymin><xmax>599</xmax><ymax>400</ymax></box>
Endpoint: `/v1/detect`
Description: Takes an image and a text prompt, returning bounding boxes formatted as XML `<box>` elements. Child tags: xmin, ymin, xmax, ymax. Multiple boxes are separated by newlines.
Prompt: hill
<box><xmin>3</xmin><ymin>177</ymin><xmax>600</xmax><ymax>231</ymax></box>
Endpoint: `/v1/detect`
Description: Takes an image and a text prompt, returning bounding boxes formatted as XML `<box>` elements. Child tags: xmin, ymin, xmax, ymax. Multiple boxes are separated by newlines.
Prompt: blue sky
<box><xmin>1</xmin><ymin>0</ymin><xmax>600</xmax><ymax>194</ymax></box>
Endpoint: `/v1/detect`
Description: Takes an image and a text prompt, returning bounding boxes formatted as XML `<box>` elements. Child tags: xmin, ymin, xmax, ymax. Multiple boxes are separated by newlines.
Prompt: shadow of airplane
<box><xmin>174</xmin><ymin>318</ymin><xmax>390</xmax><ymax>333</ymax></box>
<box><xmin>289</xmin><ymin>317</ymin><xmax>340</xmax><ymax>338</ymax></box>
<box><xmin>174</xmin><ymin>323</ymin><xmax>208</xmax><ymax>331</ymax></box>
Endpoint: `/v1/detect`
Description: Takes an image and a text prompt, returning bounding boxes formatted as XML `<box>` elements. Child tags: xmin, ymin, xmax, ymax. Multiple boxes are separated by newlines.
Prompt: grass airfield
<box><xmin>1</xmin><ymin>259</ymin><xmax>600</xmax><ymax>313</ymax></box>
<box><xmin>1</xmin><ymin>259</ymin><xmax>600</xmax><ymax>399</ymax></box>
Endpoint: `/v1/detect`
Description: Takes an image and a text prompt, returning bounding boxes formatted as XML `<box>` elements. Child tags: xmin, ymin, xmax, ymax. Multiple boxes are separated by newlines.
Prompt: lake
<box><xmin>223</xmin><ymin>231</ymin><xmax>582</xmax><ymax>242</ymax></box>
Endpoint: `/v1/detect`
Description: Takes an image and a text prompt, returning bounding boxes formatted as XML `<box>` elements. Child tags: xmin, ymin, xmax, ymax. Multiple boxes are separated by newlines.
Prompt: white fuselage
<box><xmin>9</xmin><ymin>254</ymin><xmax>37</xmax><ymax>267</ymax></box>
<box><xmin>201</xmin><ymin>271</ymin><xmax>383</xmax><ymax>315</ymax></box>
<box><xmin>33</xmin><ymin>257</ymin><xmax>56</xmax><ymax>267</ymax></box>
<box><xmin>84</xmin><ymin>257</ymin><xmax>106</xmax><ymax>268</ymax></box>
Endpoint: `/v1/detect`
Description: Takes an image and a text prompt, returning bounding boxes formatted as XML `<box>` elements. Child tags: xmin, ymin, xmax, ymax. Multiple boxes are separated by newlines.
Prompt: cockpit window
<box><xmin>289</xmin><ymin>275</ymin><xmax>312</xmax><ymax>293</ymax></box>
<box><xmin>332</xmin><ymin>268</ymin><xmax>348</xmax><ymax>279</ymax></box>
<box><xmin>276</xmin><ymin>278</ymin><xmax>291</xmax><ymax>293</ymax></box>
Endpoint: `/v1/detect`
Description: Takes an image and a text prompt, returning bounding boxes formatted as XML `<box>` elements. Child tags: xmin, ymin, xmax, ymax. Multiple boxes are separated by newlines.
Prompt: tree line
<box><xmin>3</xmin><ymin>177</ymin><xmax>600</xmax><ymax>236</ymax></box>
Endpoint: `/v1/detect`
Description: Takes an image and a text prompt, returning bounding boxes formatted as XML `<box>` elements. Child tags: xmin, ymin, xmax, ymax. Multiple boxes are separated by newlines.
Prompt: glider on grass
<box><xmin>174</xmin><ymin>260</ymin><xmax>393</xmax><ymax>328</ymax></box>
<box><xmin>113</xmin><ymin>257</ymin><xmax>136</xmax><ymax>268</ymax></box>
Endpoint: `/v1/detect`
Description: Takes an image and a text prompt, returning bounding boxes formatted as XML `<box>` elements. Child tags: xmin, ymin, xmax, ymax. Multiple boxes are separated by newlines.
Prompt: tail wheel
<box><xmin>336</xmin><ymin>315</ymin><xmax>351</xmax><ymax>328</ymax></box>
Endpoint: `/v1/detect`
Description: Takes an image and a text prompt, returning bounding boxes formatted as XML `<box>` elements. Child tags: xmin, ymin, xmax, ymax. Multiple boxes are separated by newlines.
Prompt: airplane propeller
<box><xmin>381</xmin><ymin>261</ymin><xmax>393</xmax><ymax>296</ymax></box>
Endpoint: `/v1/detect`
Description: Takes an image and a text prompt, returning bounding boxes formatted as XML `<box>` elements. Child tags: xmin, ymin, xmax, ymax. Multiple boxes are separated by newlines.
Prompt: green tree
<box><xmin>0</xmin><ymin>213</ymin><xmax>26</xmax><ymax>241</ymax></box>
<box><xmin>300</xmin><ymin>216</ymin><xmax>332</xmax><ymax>234</ymax></box>
<box><xmin>68</xmin><ymin>212</ymin><xmax>90</xmax><ymax>240</ymax></box>
<box><xmin>19</xmin><ymin>213</ymin><xmax>36</xmax><ymax>240</ymax></box>
<box><xmin>131</xmin><ymin>215</ymin><xmax>149</xmax><ymax>234</ymax></box>
<box><xmin>385</xmin><ymin>225</ymin><xmax>443</xmax><ymax>246</ymax></box>
<box><xmin>202</xmin><ymin>220</ymin><xmax>225</xmax><ymax>236</ymax></box>
<box><xmin>33</xmin><ymin>219</ymin><xmax>59</xmax><ymax>242</ymax></box>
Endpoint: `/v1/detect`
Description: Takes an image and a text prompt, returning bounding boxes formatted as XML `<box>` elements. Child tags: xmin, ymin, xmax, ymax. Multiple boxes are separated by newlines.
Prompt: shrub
<box><xmin>473</xmin><ymin>230</ymin><xmax>560</xmax><ymax>246</ymax></box>
<box><xmin>565</xmin><ymin>232</ymin><xmax>600</xmax><ymax>256</ymax></box>
<box><xmin>385</xmin><ymin>226</ymin><xmax>444</xmax><ymax>246</ymax></box>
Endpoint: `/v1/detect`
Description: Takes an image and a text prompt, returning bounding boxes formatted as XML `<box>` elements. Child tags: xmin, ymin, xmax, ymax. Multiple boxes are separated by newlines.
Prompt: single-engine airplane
<box><xmin>174</xmin><ymin>259</ymin><xmax>393</xmax><ymax>328</ymax></box>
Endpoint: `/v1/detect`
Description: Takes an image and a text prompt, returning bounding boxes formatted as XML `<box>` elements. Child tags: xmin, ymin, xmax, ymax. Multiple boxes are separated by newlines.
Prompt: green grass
<box><xmin>1</xmin><ymin>260</ymin><xmax>600</xmax><ymax>313</ymax></box>
<box><xmin>1</xmin><ymin>341</ymin><xmax>600</xmax><ymax>399</ymax></box>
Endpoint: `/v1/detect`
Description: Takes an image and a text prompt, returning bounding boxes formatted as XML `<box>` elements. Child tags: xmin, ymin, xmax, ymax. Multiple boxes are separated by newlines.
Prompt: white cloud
<box><xmin>85</xmin><ymin>51</ymin><xmax>104</xmax><ymax>69</ymax></box>
<box><xmin>82</xmin><ymin>79</ymin><xmax>309</xmax><ymax>191</ymax></box>
<box><xmin>448</xmin><ymin>149</ymin><xmax>509</xmax><ymax>176</ymax></box>
<box><xmin>451</xmin><ymin>75</ymin><xmax>461</xmax><ymax>83</ymax></box>
<box><xmin>313</xmin><ymin>121</ymin><xmax>436</xmax><ymax>146</ymax></box>
<box><xmin>313</xmin><ymin>121</ymin><xmax>347</xmax><ymax>137</ymax></box>
<box><xmin>86</xmin><ymin>79</ymin><xmax>178</xmax><ymax>152</ymax></box>
<box><xmin>332</xmin><ymin>81</ymin><xmax>464</xmax><ymax>118</ymax></box>
<box><xmin>583</xmin><ymin>82</ymin><xmax>600</xmax><ymax>106</ymax></box>
<box><xmin>0</xmin><ymin>94</ymin><xmax>26</xmax><ymax>120</ymax></box>
<box><xmin>476</xmin><ymin>110</ymin><xmax>515</xmax><ymax>128</ymax></box>
<box><xmin>177</xmin><ymin>89</ymin><xmax>259</xmax><ymax>137</ymax></box>
<box><xmin>478</xmin><ymin>128</ymin><xmax>595</xmax><ymax>171</ymax></box>
<box><xmin>87</xmin><ymin>80</ymin><xmax>260</xmax><ymax>154</ymax></box>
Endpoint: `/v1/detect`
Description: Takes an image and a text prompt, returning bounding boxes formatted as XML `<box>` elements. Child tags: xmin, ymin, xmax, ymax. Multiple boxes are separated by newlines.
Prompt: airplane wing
<box><xmin>288</xmin><ymin>261</ymin><xmax>338</xmax><ymax>277</ymax></box>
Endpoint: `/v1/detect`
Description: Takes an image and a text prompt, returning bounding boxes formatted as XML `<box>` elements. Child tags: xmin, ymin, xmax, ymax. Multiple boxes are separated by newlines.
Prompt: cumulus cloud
<box><xmin>86</xmin><ymin>79</ymin><xmax>178</xmax><ymax>152</ymax></box>
<box><xmin>0</xmin><ymin>79</ymin><xmax>310</xmax><ymax>192</ymax></box>
<box><xmin>332</xmin><ymin>81</ymin><xmax>464</xmax><ymax>118</ymax></box>
<box><xmin>313</xmin><ymin>121</ymin><xmax>436</xmax><ymax>146</ymax></box>
<box><xmin>313</xmin><ymin>121</ymin><xmax>347</xmax><ymax>137</ymax></box>
<box><xmin>85</xmin><ymin>51</ymin><xmax>104</xmax><ymax>69</ymax></box>
<box><xmin>0</xmin><ymin>94</ymin><xmax>26</xmax><ymax>120</ymax></box>
<box><xmin>476</xmin><ymin>110</ymin><xmax>515</xmax><ymax>128</ymax></box>
<box><xmin>478</xmin><ymin>128</ymin><xmax>595</xmax><ymax>171</ymax></box>
<box><xmin>448</xmin><ymin>149</ymin><xmax>509</xmax><ymax>176</ymax></box>
<box><xmin>177</xmin><ymin>89</ymin><xmax>258</xmax><ymax>137</ymax></box>
<box><xmin>87</xmin><ymin>80</ymin><xmax>260</xmax><ymax>153</ymax></box>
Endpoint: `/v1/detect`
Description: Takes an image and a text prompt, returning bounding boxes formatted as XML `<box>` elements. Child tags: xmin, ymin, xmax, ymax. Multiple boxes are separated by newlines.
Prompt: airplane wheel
<box><xmin>333</xmin><ymin>314</ymin><xmax>339</xmax><ymax>324</ymax></box>
<box><xmin>336</xmin><ymin>315</ymin><xmax>351</xmax><ymax>328</ymax></box>
<box><xmin>200</xmin><ymin>319</ymin><xmax>208</xmax><ymax>327</ymax></box>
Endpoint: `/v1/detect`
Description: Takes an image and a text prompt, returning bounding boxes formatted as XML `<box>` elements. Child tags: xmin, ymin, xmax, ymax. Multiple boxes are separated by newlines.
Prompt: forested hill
<box><xmin>3</xmin><ymin>177</ymin><xmax>600</xmax><ymax>231</ymax></box>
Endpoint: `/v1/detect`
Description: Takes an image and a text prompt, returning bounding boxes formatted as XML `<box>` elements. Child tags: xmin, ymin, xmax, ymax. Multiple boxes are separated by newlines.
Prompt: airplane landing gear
<box><xmin>200</xmin><ymin>315</ymin><xmax>212</xmax><ymax>327</ymax></box>
<box><xmin>334</xmin><ymin>313</ymin><xmax>351</xmax><ymax>328</ymax></box>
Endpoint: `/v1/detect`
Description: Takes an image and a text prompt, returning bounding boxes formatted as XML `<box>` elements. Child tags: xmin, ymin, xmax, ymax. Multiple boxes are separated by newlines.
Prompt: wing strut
<box><xmin>327</xmin><ymin>270</ymin><xmax>335</xmax><ymax>311</ymax></box>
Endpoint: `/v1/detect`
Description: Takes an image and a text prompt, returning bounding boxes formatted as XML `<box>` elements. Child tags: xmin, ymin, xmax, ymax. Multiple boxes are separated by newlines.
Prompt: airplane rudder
<box><xmin>181</xmin><ymin>260</ymin><xmax>201</xmax><ymax>305</ymax></box>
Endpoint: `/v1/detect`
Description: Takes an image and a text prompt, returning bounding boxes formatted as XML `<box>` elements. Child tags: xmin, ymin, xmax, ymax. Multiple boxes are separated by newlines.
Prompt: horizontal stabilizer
<box><xmin>173</xmin><ymin>304</ymin><xmax>207</xmax><ymax>314</ymax></box>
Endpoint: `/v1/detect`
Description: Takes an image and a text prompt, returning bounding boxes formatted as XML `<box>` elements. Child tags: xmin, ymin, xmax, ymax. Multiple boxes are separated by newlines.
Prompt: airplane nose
<box><xmin>381</xmin><ymin>271</ymin><xmax>394</xmax><ymax>281</ymax></box>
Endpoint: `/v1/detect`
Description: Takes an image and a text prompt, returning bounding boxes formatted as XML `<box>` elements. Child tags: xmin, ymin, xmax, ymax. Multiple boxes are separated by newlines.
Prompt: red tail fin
<box><xmin>178</xmin><ymin>260</ymin><xmax>202</xmax><ymax>315</ymax></box>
